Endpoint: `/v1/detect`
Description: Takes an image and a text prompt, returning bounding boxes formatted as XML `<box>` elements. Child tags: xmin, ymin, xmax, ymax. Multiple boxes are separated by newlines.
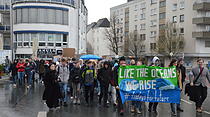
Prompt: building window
<box><xmin>150</xmin><ymin>8</ymin><xmax>157</xmax><ymax>16</ymax></box>
<box><xmin>150</xmin><ymin>43</ymin><xmax>156</xmax><ymax>50</ymax></box>
<box><xmin>22</xmin><ymin>8</ymin><xmax>29</xmax><ymax>23</ymax></box>
<box><xmin>39</xmin><ymin>33</ymin><xmax>45</xmax><ymax>41</ymax></box>
<box><xmin>140</xmin><ymin>24</ymin><xmax>146</xmax><ymax>30</ymax></box>
<box><xmin>56</xmin><ymin>43</ymin><xmax>62</xmax><ymax>47</ymax></box>
<box><xmin>63</xmin><ymin>34</ymin><xmax>67</xmax><ymax>42</ymax></box>
<box><xmin>29</xmin><ymin>8</ymin><xmax>38</xmax><ymax>23</ymax></box>
<box><xmin>180</xmin><ymin>15</ymin><xmax>184</xmax><ymax>22</ymax></box>
<box><xmin>140</xmin><ymin>13</ymin><xmax>146</xmax><ymax>20</ymax></box>
<box><xmin>150</xmin><ymin>31</ymin><xmax>157</xmax><ymax>37</ymax></box>
<box><xmin>151</xmin><ymin>0</ymin><xmax>157</xmax><ymax>4</ymax></box>
<box><xmin>48</xmin><ymin>34</ymin><xmax>54</xmax><ymax>42</ymax></box>
<box><xmin>18</xmin><ymin>42</ymin><xmax>22</xmax><ymax>47</ymax></box>
<box><xmin>159</xmin><ymin>24</ymin><xmax>165</xmax><ymax>30</ymax></box>
<box><xmin>140</xmin><ymin>2</ymin><xmax>146</xmax><ymax>9</ymax></box>
<box><xmin>39</xmin><ymin>42</ymin><xmax>46</xmax><ymax>46</ymax></box>
<box><xmin>17</xmin><ymin>34</ymin><xmax>23</xmax><ymax>42</ymax></box>
<box><xmin>16</xmin><ymin>9</ymin><xmax>22</xmax><ymax>23</ymax></box>
<box><xmin>140</xmin><ymin>34</ymin><xmax>146</xmax><ymax>40</ymax></box>
<box><xmin>150</xmin><ymin>20</ymin><xmax>157</xmax><ymax>27</ymax></box>
<box><xmin>47</xmin><ymin>43</ymin><xmax>54</xmax><ymax>46</ymax></box>
<box><xmin>205</xmin><ymin>41</ymin><xmax>210</xmax><ymax>47</ymax></box>
<box><xmin>159</xmin><ymin>12</ymin><xmax>166</xmax><ymax>19</ymax></box>
<box><xmin>173</xmin><ymin>16</ymin><xmax>177</xmax><ymax>23</ymax></box>
<box><xmin>180</xmin><ymin>1</ymin><xmax>185</xmax><ymax>9</ymax></box>
<box><xmin>172</xmin><ymin>3</ymin><xmax>177</xmax><ymax>11</ymax></box>
<box><xmin>135</xmin><ymin>25</ymin><xmax>137</xmax><ymax>31</ymax></box>
<box><xmin>159</xmin><ymin>1</ymin><xmax>166</xmax><ymax>8</ymax></box>
<box><xmin>180</xmin><ymin>28</ymin><xmax>184</xmax><ymax>34</ymax></box>
<box><xmin>15</xmin><ymin>8</ymin><xmax>68</xmax><ymax>25</ymax></box>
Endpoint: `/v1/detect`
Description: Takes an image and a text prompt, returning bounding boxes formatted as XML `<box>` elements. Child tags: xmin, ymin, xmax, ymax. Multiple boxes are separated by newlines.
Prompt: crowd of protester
<box><xmin>2</xmin><ymin>56</ymin><xmax>210</xmax><ymax>116</ymax></box>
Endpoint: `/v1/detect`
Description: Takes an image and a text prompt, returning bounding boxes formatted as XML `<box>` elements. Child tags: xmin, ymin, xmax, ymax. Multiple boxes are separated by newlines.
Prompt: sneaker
<box><xmin>13</xmin><ymin>84</ymin><xmax>17</xmax><ymax>87</ymax></box>
<box><xmin>131</xmin><ymin>107</ymin><xmax>135</xmax><ymax>113</ymax></box>
<box><xmin>77</xmin><ymin>99</ymin><xmax>81</xmax><ymax>105</ymax></box>
<box><xmin>136</xmin><ymin>109</ymin><xmax>142</xmax><ymax>114</ymax></box>
<box><xmin>177</xmin><ymin>108</ymin><xmax>184</xmax><ymax>112</ymax></box>
<box><xmin>73</xmin><ymin>99</ymin><xmax>77</xmax><ymax>104</ymax></box>
<box><xmin>64</xmin><ymin>102</ymin><xmax>68</xmax><ymax>107</ymax></box>
<box><xmin>171</xmin><ymin>112</ymin><xmax>177</xmax><ymax>116</ymax></box>
<box><xmin>196</xmin><ymin>108</ymin><xmax>202</xmax><ymax>113</ymax></box>
<box><xmin>120</xmin><ymin>110</ymin><xmax>124</xmax><ymax>115</ymax></box>
<box><xmin>49</xmin><ymin>108</ymin><xmax>54</xmax><ymax>111</ymax></box>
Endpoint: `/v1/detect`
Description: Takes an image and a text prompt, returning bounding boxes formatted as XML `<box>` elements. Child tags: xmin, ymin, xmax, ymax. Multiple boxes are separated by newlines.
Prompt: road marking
<box><xmin>181</xmin><ymin>99</ymin><xmax>210</xmax><ymax>114</ymax></box>
<box><xmin>181</xmin><ymin>99</ymin><xmax>193</xmax><ymax>105</ymax></box>
<box><xmin>203</xmin><ymin>111</ymin><xmax>210</xmax><ymax>115</ymax></box>
<box><xmin>37</xmin><ymin>111</ymin><xmax>46</xmax><ymax>117</ymax></box>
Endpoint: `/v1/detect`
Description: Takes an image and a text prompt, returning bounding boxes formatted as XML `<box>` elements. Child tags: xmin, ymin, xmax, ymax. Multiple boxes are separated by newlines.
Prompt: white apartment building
<box><xmin>87</xmin><ymin>18</ymin><xmax>113</xmax><ymax>57</ymax></box>
<box><xmin>111</xmin><ymin>0</ymin><xmax>210</xmax><ymax>66</ymax></box>
<box><xmin>11</xmin><ymin>0</ymin><xmax>87</xmax><ymax>59</ymax></box>
<box><xmin>0</xmin><ymin>0</ymin><xmax>10</xmax><ymax>50</ymax></box>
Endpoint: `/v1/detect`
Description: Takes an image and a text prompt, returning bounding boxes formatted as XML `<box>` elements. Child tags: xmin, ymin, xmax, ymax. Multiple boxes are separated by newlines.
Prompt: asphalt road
<box><xmin>0</xmin><ymin>77</ymin><xmax>210</xmax><ymax>117</ymax></box>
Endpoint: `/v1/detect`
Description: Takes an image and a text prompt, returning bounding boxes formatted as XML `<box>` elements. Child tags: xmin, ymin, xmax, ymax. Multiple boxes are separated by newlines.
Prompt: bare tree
<box><xmin>105</xmin><ymin>15</ymin><xmax>121</xmax><ymax>55</ymax></box>
<box><xmin>155</xmin><ymin>22</ymin><xmax>185</xmax><ymax>58</ymax></box>
<box><xmin>128</xmin><ymin>31</ymin><xmax>145</xmax><ymax>60</ymax></box>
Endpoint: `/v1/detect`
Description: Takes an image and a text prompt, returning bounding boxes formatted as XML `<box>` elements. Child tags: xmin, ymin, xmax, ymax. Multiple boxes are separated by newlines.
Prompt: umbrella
<box><xmin>80</xmin><ymin>55</ymin><xmax>101</xmax><ymax>60</ymax></box>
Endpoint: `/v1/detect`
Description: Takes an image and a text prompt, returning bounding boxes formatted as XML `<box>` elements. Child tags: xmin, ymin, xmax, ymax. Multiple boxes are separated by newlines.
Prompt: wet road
<box><xmin>0</xmin><ymin>77</ymin><xmax>210</xmax><ymax>117</ymax></box>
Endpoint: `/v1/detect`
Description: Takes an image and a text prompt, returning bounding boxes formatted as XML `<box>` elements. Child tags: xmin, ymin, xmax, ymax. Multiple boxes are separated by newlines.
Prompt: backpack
<box><xmin>71</xmin><ymin>68</ymin><xmax>81</xmax><ymax>83</ymax></box>
<box><xmin>83</xmin><ymin>68</ymin><xmax>95</xmax><ymax>86</ymax></box>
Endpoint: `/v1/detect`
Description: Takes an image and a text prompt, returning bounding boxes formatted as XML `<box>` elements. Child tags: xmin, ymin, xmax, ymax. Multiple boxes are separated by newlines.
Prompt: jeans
<box><xmin>132</xmin><ymin>101</ymin><xmax>142</xmax><ymax>111</ymax></box>
<box><xmin>12</xmin><ymin>75</ymin><xmax>17</xmax><ymax>84</ymax></box>
<box><xmin>111</xmin><ymin>86</ymin><xmax>117</xmax><ymax>104</ymax></box>
<box><xmin>26</xmin><ymin>71</ymin><xmax>32</xmax><ymax>86</ymax></box>
<box><xmin>72</xmin><ymin>82</ymin><xmax>81</xmax><ymax>99</ymax></box>
<box><xmin>18</xmin><ymin>72</ymin><xmax>24</xmax><ymax>85</ymax></box>
<box><xmin>170</xmin><ymin>103</ymin><xmax>177</xmax><ymax>113</ymax></box>
<box><xmin>59</xmin><ymin>82</ymin><xmax>68</xmax><ymax>103</ymax></box>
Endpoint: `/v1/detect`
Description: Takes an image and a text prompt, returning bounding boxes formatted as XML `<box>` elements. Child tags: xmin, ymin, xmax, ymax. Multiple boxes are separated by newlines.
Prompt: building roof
<box><xmin>87</xmin><ymin>18</ymin><xmax>110</xmax><ymax>32</ymax></box>
<box><xmin>94</xmin><ymin>18</ymin><xmax>110</xmax><ymax>28</ymax></box>
<box><xmin>87</xmin><ymin>22</ymin><xmax>97</xmax><ymax>32</ymax></box>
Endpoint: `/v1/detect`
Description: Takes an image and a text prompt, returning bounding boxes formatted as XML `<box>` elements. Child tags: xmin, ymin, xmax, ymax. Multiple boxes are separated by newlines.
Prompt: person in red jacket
<box><xmin>16</xmin><ymin>59</ymin><xmax>25</xmax><ymax>86</ymax></box>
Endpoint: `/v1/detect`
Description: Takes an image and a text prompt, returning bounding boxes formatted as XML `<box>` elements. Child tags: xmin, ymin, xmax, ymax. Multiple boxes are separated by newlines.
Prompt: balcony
<box><xmin>0</xmin><ymin>26</ymin><xmax>10</xmax><ymax>32</ymax></box>
<box><xmin>192</xmin><ymin>31</ymin><xmax>210</xmax><ymax>38</ymax></box>
<box><xmin>193</xmin><ymin>17</ymin><xmax>210</xmax><ymax>24</ymax></box>
<box><xmin>193</xmin><ymin>0</ymin><xmax>210</xmax><ymax>11</ymax></box>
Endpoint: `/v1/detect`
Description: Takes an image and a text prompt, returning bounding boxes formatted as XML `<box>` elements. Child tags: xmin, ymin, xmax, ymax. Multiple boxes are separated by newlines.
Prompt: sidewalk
<box><xmin>0</xmin><ymin>75</ymin><xmax>10</xmax><ymax>81</ymax></box>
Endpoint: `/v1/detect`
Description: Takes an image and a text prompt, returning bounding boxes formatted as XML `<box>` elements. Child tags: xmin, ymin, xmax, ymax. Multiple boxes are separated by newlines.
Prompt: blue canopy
<box><xmin>80</xmin><ymin>54</ymin><xmax>101</xmax><ymax>60</ymax></box>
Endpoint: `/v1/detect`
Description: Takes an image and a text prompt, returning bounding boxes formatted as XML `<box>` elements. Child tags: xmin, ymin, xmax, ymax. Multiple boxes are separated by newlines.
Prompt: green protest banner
<box><xmin>118</xmin><ymin>65</ymin><xmax>180</xmax><ymax>104</ymax></box>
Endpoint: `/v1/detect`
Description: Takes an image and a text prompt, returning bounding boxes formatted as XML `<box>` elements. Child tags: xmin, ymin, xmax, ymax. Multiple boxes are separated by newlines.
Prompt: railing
<box><xmin>195</xmin><ymin>0</ymin><xmax>210</xmax><ymax>3</ymax></box>
<box><xmin>0</xmin><ymin>5</ymin><xmax>10</xmax><ymax>10</ymax></box>
<box><xmin>12</xmin><ymin>0</ymin><xmax>75</xmax><ymax>6</ymax></box>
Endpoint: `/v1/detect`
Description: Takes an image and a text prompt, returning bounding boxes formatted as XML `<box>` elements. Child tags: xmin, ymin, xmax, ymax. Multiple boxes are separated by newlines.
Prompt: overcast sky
<box><xmin>85</xmin><ymin>0</ymin><xmax>126</xmax><ymax>24</ymax></box>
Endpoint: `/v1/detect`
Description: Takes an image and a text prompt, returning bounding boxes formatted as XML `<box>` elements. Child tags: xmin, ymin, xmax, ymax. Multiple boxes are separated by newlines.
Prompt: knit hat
<box><xmin>152</xmin><ymin>56</ymin><xmax>160</xmax><ymax>64</ymax></box>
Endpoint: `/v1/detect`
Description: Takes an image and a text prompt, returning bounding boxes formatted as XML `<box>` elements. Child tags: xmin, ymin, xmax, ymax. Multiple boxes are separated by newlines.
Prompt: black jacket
<box><xmin>98</xmin><ymin>67</ymin><xmax>112</xmax><ymax>85</ymax></box>
<box><xmin>43</xmin><ymin>70</ymin><xmax>62</xmax><ymax>100</ymax></box>
<box><xmin>179</xmin><ymin>65</ymin><xmax>186</xmax><ymax>82</ymax></box>
<box><xmin>113</xmin><ymin>65</ymin><xmax>120</xmax><ymax>86</ymax></box>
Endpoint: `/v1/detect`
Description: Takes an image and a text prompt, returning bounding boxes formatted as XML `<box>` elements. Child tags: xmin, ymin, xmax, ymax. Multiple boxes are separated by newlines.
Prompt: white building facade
<box><xmin>87</xmin><ymin>18</ymin><xmax>113</xmax><ymax>57</ymax></box>
<box><xmin>111</xmin><ymin>0</ymin><xmax>210</xmax><ymax>66</ymax></box>
<box><xmin>12</xmin><ymin>0</ymin><xmax>87</xmax><ymax>59</ymax></box>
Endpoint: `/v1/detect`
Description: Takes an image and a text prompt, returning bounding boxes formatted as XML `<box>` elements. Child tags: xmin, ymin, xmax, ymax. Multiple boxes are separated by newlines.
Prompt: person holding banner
<box><xmin>148</xmin><ymin>56</ymin><xmax>160</xmax><ymax>113</ymax></box>
<box><xmin>189</xmin><ymin>58</ymin><xmax>210</xmax><ymax>113</ymax></box>
<box><xmin>130</xmin><ymin>60</ymin><xmax>143</xmax><ymax>114</ymax></box>
<box><xmin>113</xmin><ymin>57</ymin><xmax>127</xmax><ymax>115</ymax></box>
<box><xmin>169</xmin><ymin>59</ymin><xmax>183</xmax><ymax>116</ymax></box>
